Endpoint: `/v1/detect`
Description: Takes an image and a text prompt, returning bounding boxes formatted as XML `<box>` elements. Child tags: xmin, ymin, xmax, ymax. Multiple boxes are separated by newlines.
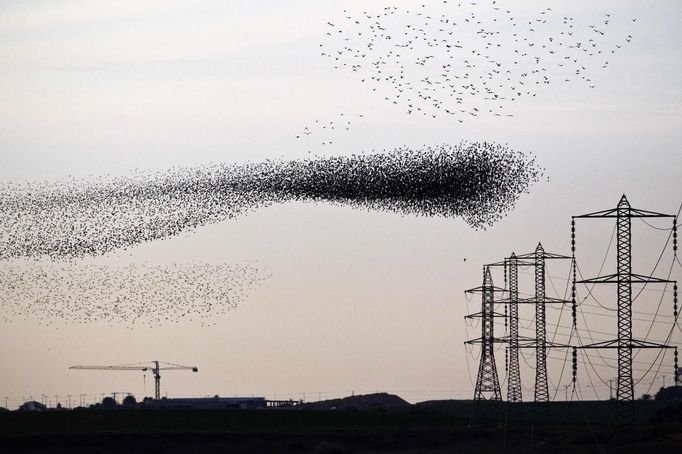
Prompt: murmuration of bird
<box><xmin>320</xmin><ymin>1</ymin><xmax>635</xmax><ymax>121</ymax></box>
<box><xmin>0</xmin><ymin>142</ymin><xmax>542</xmax><ymax>260</ymax></box>
<box><xmin>0</xmin><ymin>261</ymin><xmax>269</xmax><ymax>328</ymax></box>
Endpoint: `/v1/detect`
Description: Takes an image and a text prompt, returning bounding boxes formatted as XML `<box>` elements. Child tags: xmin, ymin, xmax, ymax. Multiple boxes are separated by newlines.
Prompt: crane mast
<box><xmin>69</xmin><ymin>360</ymin><xmax>198</xmax><ymax>400</ymax></box>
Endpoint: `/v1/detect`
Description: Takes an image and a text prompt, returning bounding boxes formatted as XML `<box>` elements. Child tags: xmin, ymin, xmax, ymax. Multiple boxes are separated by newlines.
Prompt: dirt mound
<box><xmin>300</xmin><ymin>393</ymin><xmax>410</xmax><ymax>411</ymax></box>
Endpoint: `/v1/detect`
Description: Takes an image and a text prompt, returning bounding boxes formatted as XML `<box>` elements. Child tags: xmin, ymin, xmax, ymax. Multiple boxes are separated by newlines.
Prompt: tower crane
<box><xmin>69</xmin><ymin>361</ymin><xmax>198</xmax><ymax>400</ymax></box>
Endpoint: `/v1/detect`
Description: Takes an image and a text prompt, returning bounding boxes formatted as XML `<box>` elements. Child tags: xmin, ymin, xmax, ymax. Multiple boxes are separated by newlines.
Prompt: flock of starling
<box><xmin>0</xmin><ymin>142</ymin><xmax>540</xmax><ymax>263</ymax></box>
<box><xmin>0</xmin><ymin>261</ymin><xmax>268</xmax><ymax>327</ymax></box>
<box><xmin>320</xmin><ymin>1</ymin><xmax>634</xmax><ymax>121</ymax></box>
<box><xmin>0</xmin><ymin>142</ymin><xmax>538</xmax><ymax>325</ymax></box>
<box><xmin>1</xmin><ymin>2</ymin><xmax>578</xmax><ymax>327</ymax></box>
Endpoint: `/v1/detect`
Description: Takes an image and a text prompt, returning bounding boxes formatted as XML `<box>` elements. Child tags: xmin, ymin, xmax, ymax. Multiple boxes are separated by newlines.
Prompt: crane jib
<box><xmin>68</xmin><ymin>361</ymin><xmax>198</xmax><ymax>400</ymax></box>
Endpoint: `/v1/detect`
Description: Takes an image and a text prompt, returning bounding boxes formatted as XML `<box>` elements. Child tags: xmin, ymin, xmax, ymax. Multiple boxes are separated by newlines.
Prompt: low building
<box><xmin>145</xmin><ymin>396</ymin><xmax>267</xmax><ymax>410</ymax></box>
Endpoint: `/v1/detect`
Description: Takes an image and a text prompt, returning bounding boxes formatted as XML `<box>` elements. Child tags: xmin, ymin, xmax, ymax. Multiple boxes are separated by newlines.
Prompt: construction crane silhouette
<box><xmin>69</xmin><ymin>361</ymin><xmax>198</xmax><ymax>400</ymax></box>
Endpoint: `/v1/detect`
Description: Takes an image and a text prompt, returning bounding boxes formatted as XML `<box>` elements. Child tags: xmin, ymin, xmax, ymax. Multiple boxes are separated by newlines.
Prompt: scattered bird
<box><xmin>295</xmin><ymin>113</ymin><xmax>363</xmax><ymax>148</ymax></box>
<box><xmin>318</xmin><ymin>4</ymin><xmax>634</xmax><ymax>123</ymax></box>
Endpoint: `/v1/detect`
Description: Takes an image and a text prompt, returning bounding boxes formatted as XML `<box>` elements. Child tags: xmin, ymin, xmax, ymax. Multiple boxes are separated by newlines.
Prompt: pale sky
<box><xmin>0</xmin><ymin>0</ymin><xmax>680</xmax><ymax>408</ymax></box>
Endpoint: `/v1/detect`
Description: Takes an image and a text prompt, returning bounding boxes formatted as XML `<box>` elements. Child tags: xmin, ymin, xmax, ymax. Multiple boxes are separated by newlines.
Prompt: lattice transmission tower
<box><xmin>484</xmin><ymin>245</ymin><xmax>571</xmax><ymax>403</ymax></box>
<box><xmin>506</xmin><ymin>253</ymin><xmax>522</xmax><ymax>402</ymax></box>
<box><xmin>486</xmin><ymin>253</ymin><xmax>528</xmax><ymax>402</ymax></box>
<box><xmin>509</xmin><ymin>244</ymin><xmax>572</xmax><ymax>402</ymax></box>
<box><xmin>573</xmin><ymin>195</ymin><xmax>678</xmax><ymax>402</ymax></box>
<box><xmin>465</xmin><ymin>266</ymin><xmax>506</xmax><ymax>400</ymax></box>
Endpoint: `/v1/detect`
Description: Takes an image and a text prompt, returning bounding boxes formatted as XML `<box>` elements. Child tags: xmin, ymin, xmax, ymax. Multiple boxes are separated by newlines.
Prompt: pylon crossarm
<box><xmin>465</xmin><ymin>285</ymin><xmax>507</xmax><ymax>294</ymax></box>
<box><xmin>486</xmin><ymin>258</ymin><xmax>534</xmax><ymax>267</ymax></box>
<box><xmin>574</xmin><ymin>210</ymin><xmax>674</xmax><ymax>219</ymax></box>
<box><xmin>578</xmin><ymin>273</ymin><xmax>675</xmax><ymax>284</ymax></box>
<box><xmin>514</xmin><ymin>251</ymin><xmax>571</xmax><ymax>261</ymax></box>
<box><xmin>579</xmin><ymin>339</ymin><xmax>677</xmax><ymax>349</ymax></box>
<box><xmin>496</xmin><ymin>296</ymin><xmax>571</xmax><ymax>304</ymax></box>
<box><xmin>485</xmin><ymin>260</ymin><xmax>507</xmax><ymax>267</ymax></box>
<box><xmin>465</xmin><ymin>311</ymin><xmax>506</xmax><ymax>319</ymax></box>
<box><xmin>465</xmin><ymin>336</ymin><xmax>509</xmax><ymax>345</ymax></box>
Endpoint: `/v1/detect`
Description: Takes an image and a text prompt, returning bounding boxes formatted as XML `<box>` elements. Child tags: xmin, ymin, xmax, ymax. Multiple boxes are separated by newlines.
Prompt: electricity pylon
<box><xmin>573</xmin><ymin>195</ymin><xmax>678</xmax><ymax>402</ymax></box>
<box><xmin>465</xmin><ymin>266</ymin><xmax>506</xmax><ymax>400</ymax></box>
<box><xmin>498</xmin><ymin>244</ymin><xmax>572</xmax><ymax>403</ymax></box>
<box><xmin>486</xmin><ymin>253</ymin><xmax>529</xmax><ymax>402</ymax></box>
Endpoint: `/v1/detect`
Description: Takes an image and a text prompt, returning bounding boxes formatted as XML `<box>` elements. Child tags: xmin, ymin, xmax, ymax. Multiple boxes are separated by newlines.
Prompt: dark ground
<box><xmin>1</xmin><ymin>399</ymin><xmax>681</xmax><ymax>453</ymax></box>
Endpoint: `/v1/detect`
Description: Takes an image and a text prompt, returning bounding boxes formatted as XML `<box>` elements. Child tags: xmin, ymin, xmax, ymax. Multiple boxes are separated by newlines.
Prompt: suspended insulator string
<box><xmin>571</xmin><ymin>257</ymin><xmax>578</xmax><ymax>328</ymax></box>
<box><xmin>674</xmin><ymin>216</ymin><xmax>678</xmax><ymax>258</ymax></box>
<box><xmin>571</xmin><ymin>217</ymin><xmax>576</xmax><ymax>257</ymax></box>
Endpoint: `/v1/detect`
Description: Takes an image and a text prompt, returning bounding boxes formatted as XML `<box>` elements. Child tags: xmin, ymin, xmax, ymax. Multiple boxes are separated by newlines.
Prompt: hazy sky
<box><xmin>0</xmin><ymin>0</ymin><xmax>680</xmax><ymax>408</ymax></box>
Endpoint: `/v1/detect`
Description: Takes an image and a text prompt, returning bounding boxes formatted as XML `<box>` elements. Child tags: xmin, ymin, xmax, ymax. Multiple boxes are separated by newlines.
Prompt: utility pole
<box><xmin>563</xmin><ymin>384</ymin><xmax>571</xmax><ymax>401</ymax></box>
<box><xmin>574</xmin><ymin>195</ymin><xmax>677</xmax><ymax>403</ymax></box>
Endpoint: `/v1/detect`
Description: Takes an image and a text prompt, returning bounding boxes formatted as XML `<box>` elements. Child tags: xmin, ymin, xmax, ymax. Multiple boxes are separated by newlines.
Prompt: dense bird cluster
<box><xmin>320</xmin><ymin>1</ymin><xmax>634</xmax><ymax>121</ymax></box>
<box><xmin>0</xmin><ymin>261</ymin><xmax>268</xmax><ymax>327</ymax></box>
<box><xmin>0</xmin><ymin>142</ymin><xmax>541</xmax><ymax>260</ymax></box>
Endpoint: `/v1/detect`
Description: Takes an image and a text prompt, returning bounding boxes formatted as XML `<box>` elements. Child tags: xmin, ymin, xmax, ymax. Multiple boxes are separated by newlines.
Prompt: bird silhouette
<box><xmin>0</xmin><ymin>260</ymin><xmax>270</xmax><ymax>328</ymax></box>
<box><xmin>0</xmin><ymin>142</ymin><xmax>542</xmax><ymax>261</ymax></box>
<box><xmin>317</xmin><ymin>2</ymin><xmax>635</xmax><ymax>123</ymax></box>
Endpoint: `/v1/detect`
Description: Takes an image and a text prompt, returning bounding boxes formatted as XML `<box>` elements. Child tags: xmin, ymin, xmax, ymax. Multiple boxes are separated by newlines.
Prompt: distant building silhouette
<box><xmin>145</xmin><ymin>396</ymin><xmax>267</xmax><ymax>410</ymax></box>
